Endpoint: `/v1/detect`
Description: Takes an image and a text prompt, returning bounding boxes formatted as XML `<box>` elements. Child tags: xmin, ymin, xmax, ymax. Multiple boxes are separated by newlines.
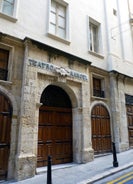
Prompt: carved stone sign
<box><xmin>28</xmin><ymin>58</ymin><xmax>88</xmax><ymax>81</ymax></box>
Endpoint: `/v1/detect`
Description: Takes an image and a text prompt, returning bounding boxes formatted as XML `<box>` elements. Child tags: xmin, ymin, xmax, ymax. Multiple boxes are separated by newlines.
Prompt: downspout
<box><xmin>127</xmin><ymin>0</ymin><xmax>133</xmax><ymax>55</ymax></box>
<box><xmin>116</xmin><ymin>0</ymin><xmax>125</xmax><ymax>60</ymax></box>
<box><xmin>103</xmin><ymin>0</ymin><xmax>112</xmax><ymax>71</ymax></box>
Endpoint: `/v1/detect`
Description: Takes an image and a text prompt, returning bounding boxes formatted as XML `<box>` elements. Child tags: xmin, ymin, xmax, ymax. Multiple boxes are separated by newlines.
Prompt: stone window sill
<box><xmin>47</xmin><ymin>32</ymin><xmax>71</xmax><ymax>45</ymax></box>
<box><xmin>0</xmin><ymin>12</ymin><xmax>17</xmax><ymax>23</ymax></box>
<box><xmin>91</xmin><ymin>95</ymin><xmax>108</xmax><ymax>101</ymax></box>
<box><xmin>89</xmin><ymin>50</ymin><xmax>104</xmax><ymax>59</ymax></box>
<box><xmin>0</xmin><ymin>80</ymin><xmax>12</xmax><ymax>86</ymax></box>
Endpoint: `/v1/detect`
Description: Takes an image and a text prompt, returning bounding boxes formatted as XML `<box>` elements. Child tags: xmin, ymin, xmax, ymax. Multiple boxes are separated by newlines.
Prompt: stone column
<box><xmin>73</xmin><ymin>107</ymin><xmax>82</xmax><ymax>163</ymax></box>
<box><xmin>109</xmin><ymin>72</ymin><xmax>128</xmax><ymax>152</ymax></box>
<box><xmin>117</xmin><ymin>75</ymin><xmax>129</xmax><ymax>151</ymax></box>
<box><xmin>15</xmin><ymin>40</ymin><xmax>37</xmax><ymax>180</ymax></box>
<box><xmin>81</xmin><ymin>82</ymin><xmax>94</xmax><ymax>163</ymax></box>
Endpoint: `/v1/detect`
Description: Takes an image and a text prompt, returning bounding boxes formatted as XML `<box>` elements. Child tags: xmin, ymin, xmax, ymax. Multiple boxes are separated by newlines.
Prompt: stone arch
<box><xmin>0</xmin><ymin>85</ymin><xmax>18</xmax><ymax>116</ymax></box>
<box><xmin>91</xmin><ymin>101</ymin><xmax>111</xmax><ymax>118</ymax></box>
<box><xmin>35</xmin><ymin>79</ymin><xmax>82</xmax><ymax>165</ymax></box>
<box><xmin>38</xmin><ymin>82</ymin><xmax>78</xmax><ymax>108</ymax></box>
<box><xmin>49</xmin><ymin>82</ymin><xmax>78</xmax><ymax>108</ymax></box>
<box><xmin>0</xmin><ymin>85</ymin><xmax>18</xmax><ymax>179</ymax></box>
<box><xmin>40</xmin><ymin>84</ymin><xmax>72</xmax><ymax>107</ymax></box>
<box><xmin>37</xmin><ymin>84</ymin><xmax>74</xmax><ymax>166</ymax></box>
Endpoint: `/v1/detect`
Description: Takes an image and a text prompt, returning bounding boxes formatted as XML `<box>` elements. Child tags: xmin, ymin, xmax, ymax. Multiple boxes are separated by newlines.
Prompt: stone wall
<box><xmin>1</xmin><ymin>37</ymin><xmax>133</xmax><ymax>181</ymax></box>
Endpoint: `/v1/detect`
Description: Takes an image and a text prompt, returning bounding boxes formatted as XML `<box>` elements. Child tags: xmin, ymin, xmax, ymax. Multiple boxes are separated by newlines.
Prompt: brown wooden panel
<box><xmin>0</xmin><ymin>49</ymin><xmax>9</xmax><ymax>80</ymax></box>
<box><xmin>0</xmin><ymin>93</ymin><xmax>12</xmax><ymax>180</ymax></box>
<box><xmin>0</xmin><ymin>49</ymin><xmax>9</xmax><ymax>69</ymax></box>
<box><xmin>126</xmin><ymin>104</ymin><xmax>133</xmax><ymax>147</ymax></box>
<box><xmin>91</xmin><ymin>104</ymin><xmax>111</xmax><ymax>154</ymax></box>
<box><xmin>37</xmin><ymin>106</ymin><xmax>72</xmax><ymax>167</ymax></box>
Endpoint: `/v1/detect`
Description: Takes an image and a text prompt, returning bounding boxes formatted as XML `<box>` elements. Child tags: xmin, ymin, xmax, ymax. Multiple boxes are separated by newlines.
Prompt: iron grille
<box><xmin>93</xmin><ymin>89</ymin><xmax>105</xmax><ymax>98</ymax></box>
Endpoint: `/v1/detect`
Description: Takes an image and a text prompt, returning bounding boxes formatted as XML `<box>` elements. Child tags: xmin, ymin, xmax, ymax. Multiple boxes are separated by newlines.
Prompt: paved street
<box><xmin>1</xmin><ymin>149</ymin><xmax>133</xmax><ymax>184</ymax></box>
<box><xmin>94</xmin><ymin>167</ymin><xmax>133</xmax><ymax>184</ymax></box>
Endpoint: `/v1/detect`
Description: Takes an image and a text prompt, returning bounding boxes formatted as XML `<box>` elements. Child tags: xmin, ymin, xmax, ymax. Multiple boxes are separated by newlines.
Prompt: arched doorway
<box><xmin>91</xmin><ymin>104</ymin><xmax>112</xmax><ymax>154</ymax></box>
<box><xmin>0</xmin><ymin>92</ymin><xmax>12</xmax><ymax>180</ymax></box>
<box><xmin>37</xmin><ymin>85</ymin><xmax>73</xmax><ymax>167</ymax></box>
<box><xmin>125</xmin><ymin>95</ymin><xmax>133</xmax><ymax>147</ymax></box>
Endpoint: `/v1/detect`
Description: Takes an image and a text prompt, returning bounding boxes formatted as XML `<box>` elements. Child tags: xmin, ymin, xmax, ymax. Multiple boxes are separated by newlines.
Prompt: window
<box><xmin>93</xmin><ymin>77</ymin><xmax>105</xmax><ymax>98</ymax></box>
<box><xmin>0</xmin><ymin>0</ymin><xmax>15</xmax><ymax>16</ymax></box>
<box><xmin>88</xmin><ymin>17</ymin><xmax>104</xmax><ymax>56</ymax></box>
<box><xmin>89</xmin><ymin>22</ymin><xmax>99</xmax><ymax>53</ymax></box>
<box><xmin>49</xmin><ymin>0</ymin><xmax>69</xmax><ymax>42</ymax></box>
<box><xmin>0</xmin><ymin>48</ymin><xmax>9</xmax><ymax>81</ymax></box>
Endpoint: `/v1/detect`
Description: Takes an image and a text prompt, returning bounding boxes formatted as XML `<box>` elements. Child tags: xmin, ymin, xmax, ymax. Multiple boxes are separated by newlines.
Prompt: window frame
<box><xmin>0</xmin><ymin>0</ymin><xmax>18</xmax><ymax>22</ymax></box>
<box><xmin>0</xmin><ymin>43</ymin><xmax>13</xmax><ymax>82</ymax></box>
<box><xmin>89</xmin><ymin>22</ymin><xmax>99</xmax><ymax>53</ymax></box>
<box><xmin>92</xmin><ymin>74</ymin><xmax>105</xmax><ymax>99</ymax></box>
<box><xmin>88</xmin><ymin>17</ymin><xmax>103</xmax><ymax>57</ymax></box>
<box><xmin>48</xmin><ymin>0</ymin><xmax>70</xmax><ymax>44</ymax></box>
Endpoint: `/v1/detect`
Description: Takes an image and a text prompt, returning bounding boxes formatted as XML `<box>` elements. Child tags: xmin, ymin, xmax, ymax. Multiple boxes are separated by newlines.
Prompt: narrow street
<box><xmin>94</xmin><ymin>167</ymin><xmax>133</xmax><ymax>184</ymax></box>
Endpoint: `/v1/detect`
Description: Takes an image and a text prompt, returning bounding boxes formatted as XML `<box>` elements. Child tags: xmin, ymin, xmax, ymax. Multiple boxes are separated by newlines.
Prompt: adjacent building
<box><xmin>0</xmin><ymin>0</ymin><xmax>133</xmax><ymax>181</ymax></box>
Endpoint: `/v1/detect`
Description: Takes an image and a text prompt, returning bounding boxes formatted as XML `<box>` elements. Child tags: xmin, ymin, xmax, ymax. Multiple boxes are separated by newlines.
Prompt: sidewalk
<box><xmin>2</xmin><ymin>149</ymin><xmax>133</xmax><ymax>184</ymax></box>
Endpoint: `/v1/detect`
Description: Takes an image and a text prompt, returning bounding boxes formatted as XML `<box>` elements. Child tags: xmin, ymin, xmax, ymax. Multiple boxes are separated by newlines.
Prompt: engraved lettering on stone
<box><xmin>55</xmin><ymin>67</ymin><xmax>70</xmax><ymax>76</ymax></box>
<box><xmin>28</xmin><ymin>58</ymin><xmax>88</xmax><ymax>81</ymax></box>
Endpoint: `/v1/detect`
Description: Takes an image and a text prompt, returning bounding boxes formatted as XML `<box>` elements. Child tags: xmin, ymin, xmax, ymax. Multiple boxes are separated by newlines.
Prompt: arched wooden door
<box><xmin>126</xmin><ymin>104</ymin><xmax>133</xmax><ymax>147</ymax></box>
<box><xmin>37</xmin><ymin>85</ymin><xmax>73</xmax><ymax>167</ymax></box>
<box><xmin>0</xmin><ymin>92</ymin><xmax>12</xmax><ymax>180</ymax></box>
<box><xmin>91</xmin><ymin>104</ymin><xmax>112</xmax><ymax>154</ymax></box>
<box><xmin>125</xmin><ymin>95</ymin><xmax>133</xmax><ymax>147</ymax></box>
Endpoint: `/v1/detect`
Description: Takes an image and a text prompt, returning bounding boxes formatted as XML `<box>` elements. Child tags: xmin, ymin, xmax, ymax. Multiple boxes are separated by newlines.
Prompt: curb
<box><xmin>78</xmin><ymin>162</ymin><xmax>133</xmax><ymax>184</ymax></box>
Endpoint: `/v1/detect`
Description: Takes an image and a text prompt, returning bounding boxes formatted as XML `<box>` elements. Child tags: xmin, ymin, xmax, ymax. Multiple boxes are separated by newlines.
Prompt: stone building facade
<box><xmin>0</xmin><ymin>0</ymin><xmax>133</xmax><ymax>181</ymax></box>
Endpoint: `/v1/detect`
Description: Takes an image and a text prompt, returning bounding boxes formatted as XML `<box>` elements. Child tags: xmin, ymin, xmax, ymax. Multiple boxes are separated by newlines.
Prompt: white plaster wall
<box><xmin>0</xmin><ymin>0</ymin><xmax>105</xmax><ymax>67</ymax></box>
<box><xmin>104</xmin><ymin>0</ymin><xmax>133</xmax><ymax>76</ymax></box>
<box><xmin>0</xmin><ymin>0</ymin><xmax>133</xmax><ymax>76</ymax></box>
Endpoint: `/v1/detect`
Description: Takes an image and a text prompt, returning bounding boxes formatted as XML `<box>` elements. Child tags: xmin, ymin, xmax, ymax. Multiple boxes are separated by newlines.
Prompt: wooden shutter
<box><xmin>0</xmin><ymin>49</ymin><xmax>9</xmax><ymax>80</ymax></box>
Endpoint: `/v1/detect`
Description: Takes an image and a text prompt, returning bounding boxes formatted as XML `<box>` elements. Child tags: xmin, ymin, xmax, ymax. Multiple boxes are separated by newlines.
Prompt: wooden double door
<box><xmin>91</xmin><ymin>104</ymin><xmax>112</xmax><ymax>154</ymax></box>
<box><xmin>37</xmin><ymin>106</ymin><xmax>73</xmax><ymax>167</ymax></box>
<box><xmin>0</xmin><ymin>93</ymin><xmax>12</xmax><ymax>180</ymax></box>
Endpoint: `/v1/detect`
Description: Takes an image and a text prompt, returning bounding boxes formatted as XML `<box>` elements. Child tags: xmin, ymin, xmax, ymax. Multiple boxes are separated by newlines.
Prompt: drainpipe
<box><xmin>103</xmin><ymin>0</ymin><xmax>112</xmax><ymax>71</ymax></box>
<box><xmin>127</xmin><ymin>0</ymin><xmax>133</xmax><ymax>55</ymax></box>
<box><xmin>116</xmin><ymin>0</ymin><xmax>125</xmax><ymax>60</ymax></box>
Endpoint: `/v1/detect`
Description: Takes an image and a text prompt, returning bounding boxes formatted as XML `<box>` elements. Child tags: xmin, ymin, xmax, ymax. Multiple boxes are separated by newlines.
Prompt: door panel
<box><xmin>0</xmin><ymin>93</ymin><xmax>12</xmax><ymax>180</ymax></box>
<box><xmin>37</xmin><ymin>106</ymin><xmax>72</xmax><ymax>167</ymax></box>
<box><xmin>91</xmin><ymin>104</ymin><xmax>111</xmax><ymax>154</ymax></box>
<box><xmin>126</xmin><ymin>105</ymin><xmax>133</xmax><ymax>147</ymax></box>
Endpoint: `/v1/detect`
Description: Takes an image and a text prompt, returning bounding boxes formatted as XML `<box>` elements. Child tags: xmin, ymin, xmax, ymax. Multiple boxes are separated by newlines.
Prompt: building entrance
<box><xmin>37</xmin><ymin>85</ymin><xmax>73</xmax><ymax>167</ymax></box>
<box><xmin>125</xmin><ymin>95</ymin><xmax>133</xmax><ymax>147</ymax></box>
<box><xmin>91</xmin><ymin>104</ymin><xmax>112</xmax><ymax>154</ymax></box>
